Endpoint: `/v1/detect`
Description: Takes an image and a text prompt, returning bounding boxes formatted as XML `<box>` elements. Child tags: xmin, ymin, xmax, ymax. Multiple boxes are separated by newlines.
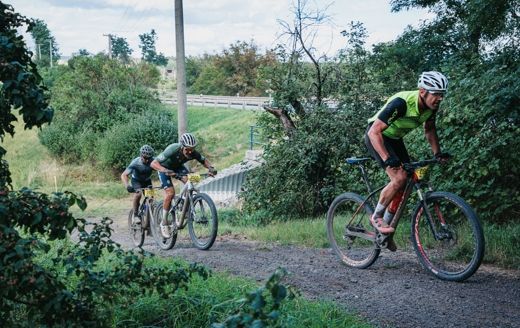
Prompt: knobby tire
<box><xmin>411</xmin><ymin>191</ymin><xmax>485</xmax><ymax>282</ymax></box>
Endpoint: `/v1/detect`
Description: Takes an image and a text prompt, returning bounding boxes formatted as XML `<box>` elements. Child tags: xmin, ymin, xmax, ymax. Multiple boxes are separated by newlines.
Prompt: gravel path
<box><xmin>108</xmin><ymin>214</ymin><xmax>520</xmax><ymax>328</ymax></box>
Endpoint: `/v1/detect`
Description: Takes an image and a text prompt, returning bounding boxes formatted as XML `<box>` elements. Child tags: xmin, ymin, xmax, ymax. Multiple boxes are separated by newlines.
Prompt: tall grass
<box><xmin>110</xmin><ymin>257</ymin><xmax>370</xmax><ymax>328</ymax></box>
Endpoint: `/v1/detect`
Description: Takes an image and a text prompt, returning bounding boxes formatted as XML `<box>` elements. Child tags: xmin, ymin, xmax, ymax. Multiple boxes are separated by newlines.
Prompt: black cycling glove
<box><xmin>209</xmin><ymin>166</ymin><xmax>217</xmax><ymax>176</ymax></box>
<box><xmin>126</xmin><ymin>185</ymin><xmax>135</xmax><ymax>193</ymax></box>
<box><xmin>383</xmin><ymin>157</ymin><xmax>401</xmax><ymax>168</ymax></box>
<box><xmin>434</xmin><ymin>152</ymin><xmax>452</xmax><ymax>161</ymax></box>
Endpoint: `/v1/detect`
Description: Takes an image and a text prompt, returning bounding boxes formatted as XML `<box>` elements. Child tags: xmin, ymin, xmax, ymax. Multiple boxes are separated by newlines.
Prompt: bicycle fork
<box><xmin>413</xmin><ymin>185</ymin><xmax>449</xmax><ymax>241</ymax></box>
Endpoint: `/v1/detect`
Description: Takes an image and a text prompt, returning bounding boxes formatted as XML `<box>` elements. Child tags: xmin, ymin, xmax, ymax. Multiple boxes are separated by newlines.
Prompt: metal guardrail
<box><xmin>160</xmin><ymin>94</ymin><xmax>271</xmax><ymax>110</ymax></box>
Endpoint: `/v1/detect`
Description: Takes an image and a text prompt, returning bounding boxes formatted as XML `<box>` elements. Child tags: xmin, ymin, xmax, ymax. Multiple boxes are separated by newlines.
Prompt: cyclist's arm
<box><xmin>367</xmin><ymin>119</ymin><xmax>391</xmax><ymax>161</ymax></box>
<box><xmin>121</xmin><ymin>168</ymin><xmax>131</xmax><ymax>188</ymax></box>
<box><xmin>203</xmin><ymin>158</ymin><xmax>214</xmax><ymax>170</ymax></box>
<box><xmin>150</xmin><ymin>159</ymin><xmax>172</xmax><ymax>174</ymax></box>
<box><xmin>424</xmin><ymin>117</ymin><xmax>441</xmax><ymax>156</ymax></box>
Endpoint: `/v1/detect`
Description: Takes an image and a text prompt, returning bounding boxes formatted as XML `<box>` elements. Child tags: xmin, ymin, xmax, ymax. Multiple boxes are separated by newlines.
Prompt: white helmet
<box><xmin>418</xmin><ymin>71</ymin><xmax>448</xmax><ymax>92</ymax></box>
<box><xmin>180</xmin><ymin>133</ymin><xmax>197</xmax><ymax>148</ymax></box>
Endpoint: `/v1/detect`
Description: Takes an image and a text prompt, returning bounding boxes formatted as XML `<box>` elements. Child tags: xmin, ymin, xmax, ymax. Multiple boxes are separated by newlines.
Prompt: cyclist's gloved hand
<box><xmin>383</xmin><ymin>157</ymin><xmax>401</xmax><ymax>168</ymax></box>
<box><xmin>435</xmin><ymin>152</ymin><xmax>451</xmax><ymax>164</ymax></box>
<box><xmin>126</xmin><ymin>185</ymin><xmax>135</xmax><ymax>193</ymax></box>
<box><xmin>208</xmin><ymin>167</ymin><xmax>217</xmax><ymax>176</ymax></box>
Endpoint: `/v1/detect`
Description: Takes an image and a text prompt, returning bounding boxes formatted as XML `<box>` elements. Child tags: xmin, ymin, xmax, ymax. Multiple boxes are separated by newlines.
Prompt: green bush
<box><xmin>98</xmin><ymin>110</ymin><xmax>178</xmax><ymax>172</ymax></box>
<box><xmin>241</xmin><ymin>108</ymin><xmax>369</xmax><ymax>219</ymax></box>
<box><xmin>38</xmin><ymin>54</ymin><xmax>162</xmax><ymax>164</ymax></box>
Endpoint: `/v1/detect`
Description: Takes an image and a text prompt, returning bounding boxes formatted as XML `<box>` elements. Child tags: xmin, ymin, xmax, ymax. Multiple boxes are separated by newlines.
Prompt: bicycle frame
<box><xmin>348</xmin><ymin>158</ymin><xmax>441</xmax><ymax>244</ymax></box>
<box><xmin>136</xmin><ymin>187</ymin><xmax>160</xmax><ymax>227</ymax></box>
<box><xmin>169</xmin><ymin>174</ymin><xmax>203</xmax><ymax>229</ymax></box>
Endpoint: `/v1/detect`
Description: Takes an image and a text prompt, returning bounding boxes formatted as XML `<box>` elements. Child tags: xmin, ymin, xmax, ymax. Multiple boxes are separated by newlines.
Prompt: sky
<box><xmin>6</xmin><ymin>0</ymin><xmax>433</xmax><ymax>58</ymax></box>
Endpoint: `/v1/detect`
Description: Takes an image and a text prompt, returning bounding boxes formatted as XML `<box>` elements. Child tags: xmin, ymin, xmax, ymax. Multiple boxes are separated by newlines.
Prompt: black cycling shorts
<box><xmin>364</xmin><ymin>124</ymin><xmax>410</xmax><ymax>168</ymax></box>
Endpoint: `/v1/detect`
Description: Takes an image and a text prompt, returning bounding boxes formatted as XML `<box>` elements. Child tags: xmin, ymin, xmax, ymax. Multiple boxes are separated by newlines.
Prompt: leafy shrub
<box><xmin>38</xmin><ymin>54</ymin><xmax>162</xmax><ymax>164</ymax></box>
<box><xmin>98</xmin><ymin>109</ymin><xmax>178</xmax><ymax>172</ymax></box>
<box><xmin>409</xmin><ymin>56</ymin><xmax>520</xmax><ymax>224</ymax></box>
<box><xmin>241</xmin><ymin>107</ymin><xmax>369</xmax><ymax>218</ymax></box>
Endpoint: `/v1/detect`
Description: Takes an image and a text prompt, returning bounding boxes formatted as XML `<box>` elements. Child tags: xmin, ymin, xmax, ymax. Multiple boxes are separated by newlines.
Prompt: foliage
<box><xmin>241</xmin><ymin>108</ymin><xmax>367</xmax><ymax>218</ymax></box>
<box><xmin>38</xmin><ymin>54</ymin><xmax>162</xmax><ymax>163</ymax></box>
<box><xmin>425</xmin><ymin>54</ymin><xmax>520</xmax><ymax>223</ymax></box>
<box><xmin>390</xmin><ymin>0</ymin><xmax>519</xmax><ymax>57</ymax></box>
<box><xmin>188</xmin><ymin>41</ymin><xmax>277</xmax><ymax>96</ymax></box>
<box><xmin>0</xmin><ymin>8</ymin><xmax>210</xmax><ymax>327</ymax></box>
<box><xmin>139</xmin><ymin>29</ymin><xmax>168</xmax><ymax>66</ymax></box>
<box><xmin>110</xmin><ymin>34</ymin><xmax>133</xmax><ymax>63</ymax></box>
<box><xmin>243</xmin><ymin>0</ymin><xmax>519</xmax><ymax>225</ymax></box>
<box><xmin>29</xmin><ymin>18</ymin><xmax>60</xmax><ymax>67</ymax></box>
<box><xmin>211</xmin><ymin>268</ymin><xmax>296</xmax><ymax>327</ymax></box>
<box><xmin>0</xmin><ymin>3</ymin><xmax>53</xmax><ymax>142</ymax></box>
<box><xmin>98</xmin><ymin>110</ymin><xmax>177</xmax><ymax>172</ymax></box>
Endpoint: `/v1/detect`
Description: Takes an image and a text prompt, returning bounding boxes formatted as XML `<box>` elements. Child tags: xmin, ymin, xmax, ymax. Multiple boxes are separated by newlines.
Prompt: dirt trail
<box><xmin>108</xmin><ymin>214</ymin><xmax>520</xmax><ymax>328</ymax></box>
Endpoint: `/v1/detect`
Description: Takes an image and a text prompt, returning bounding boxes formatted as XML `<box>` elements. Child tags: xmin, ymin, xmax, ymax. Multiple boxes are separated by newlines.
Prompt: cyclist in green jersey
<box><xmin>364</xmin><ymin>71</ymin><xmax>451</xmax><ymax>251</ymax></box>
<box><xmin>151</xmin><ymin>133</ymin><xmax>217</xmax><ymax>238</ymax></box>
<box><xmin>121</xmin><ymin>145</ymin><xmax>155</xmax><ymax>224</ymax></box>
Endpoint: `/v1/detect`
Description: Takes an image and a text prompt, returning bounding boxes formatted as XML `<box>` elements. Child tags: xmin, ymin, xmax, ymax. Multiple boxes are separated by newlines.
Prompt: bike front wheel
<box><xmin>150</xmin><ymin>200</ymin><xmax>177</xmax><ymax>250</ymax></box>
<box><xmin>411</xmin><ymin>191</ymin><xmax>485</xmax><ymax>282</ymax></box>
<box><xmin>326</xmin><ymin>192</ymin><xmax>380</xmax><ymax>269</ymax></box>
<box><xmin>128</xmin><ymin>209</ymin><xmax>145</xmax><ymax>247</ymax></box>
<box><xmin>188</xmin><ymin>193</ymin><xmax>218</xmax><ymax>250</ymax></box>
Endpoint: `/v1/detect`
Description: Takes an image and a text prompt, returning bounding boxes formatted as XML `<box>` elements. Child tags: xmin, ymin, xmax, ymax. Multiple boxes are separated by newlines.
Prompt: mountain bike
<box><xmin>128</xmin><ymin>186</ymin><xmax>161</xmax><ymax>247</ymax></box>
<box><xmin>150</xmin><ymin>173</ymin><xmax>218</xmax><ymax>251</ymax></box>
<box><xmin>326</xmin><ymin>157</ymin><xmax>485</xmax><ymax>282</ymax></box>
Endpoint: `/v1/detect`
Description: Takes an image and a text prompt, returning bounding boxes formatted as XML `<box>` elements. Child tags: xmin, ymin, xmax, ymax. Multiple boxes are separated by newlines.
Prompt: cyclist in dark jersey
<box><xmin>151</xmin><ymin>133</ymin><xmax>217</xmax><ymax>238</ymax></box>
<box><xmin>121</xmin><ymin>145</ymin><xmax>155</xmax><ymax>224</ymax></box>
<box><xmin>364</xmin><ymin>71</ymin><xmax>451</xmax><ymax>251</ymax></box>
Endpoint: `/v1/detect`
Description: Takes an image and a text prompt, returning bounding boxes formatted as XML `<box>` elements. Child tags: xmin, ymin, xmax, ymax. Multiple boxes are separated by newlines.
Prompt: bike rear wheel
<box><xmin>411</xmin><ymin>191</ymin><xmax>485</xmax><ymax>282</ymax></box>
<box><xmin>128</xmin><ymin>209</ymin><xmax>145</xmax><ymax>247</ymax></box>
<box><xmin>326</xmin><ymin>192</ymin><xmax>380</xmax><ymax>269</ymax></box>
<box><xmin>150</xmin><ymin>200</ymin><xmax>177</xmax><ymax>250</ymax></box>
<box><xmin>188</xmin><ymin>193</ymin><xmax>218</xmax><ymax>250</ymax></box>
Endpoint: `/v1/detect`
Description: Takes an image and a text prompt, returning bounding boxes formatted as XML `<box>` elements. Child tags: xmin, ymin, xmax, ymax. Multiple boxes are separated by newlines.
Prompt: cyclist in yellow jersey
<box><xmin>364</xmin><ymin>71</ymin><xmax>451</xmax><ymax>251</ymax></box>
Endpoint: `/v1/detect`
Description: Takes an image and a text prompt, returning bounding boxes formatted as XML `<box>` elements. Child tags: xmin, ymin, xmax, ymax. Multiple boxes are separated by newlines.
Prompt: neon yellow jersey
<box><xmin>368</xmin><ymin>90</ymin><xmax>434</xmax><ymax>139</ymax></box>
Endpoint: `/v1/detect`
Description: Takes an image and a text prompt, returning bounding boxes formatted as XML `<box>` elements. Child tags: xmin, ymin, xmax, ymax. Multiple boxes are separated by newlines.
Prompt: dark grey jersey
<box><xmin>126</xmin><ymin>157</ymin><xmax>154</xmax><ymax>181</ymax></box>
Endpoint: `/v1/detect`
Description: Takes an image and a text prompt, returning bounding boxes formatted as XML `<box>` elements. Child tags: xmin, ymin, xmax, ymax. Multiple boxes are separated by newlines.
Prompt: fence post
<box><xmin>249</xmin><ymin>125</ymin><xmax>254</xmax><ymax>150</ymax></box>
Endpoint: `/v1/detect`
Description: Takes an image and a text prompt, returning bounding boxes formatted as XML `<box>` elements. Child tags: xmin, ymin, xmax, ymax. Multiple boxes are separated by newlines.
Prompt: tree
<box><xmin>29</xmin><ymin>18</ymin><xmax>60</xmax><ymax>67</ymax></box>
<box><xmin>139</xmin><ymin>29</ymin><xmax>168</xmax><ymax>66</ymax></box>
<box><xmin>39</xmin><ymin>54</ymin><xmax>163</xmax><ymax>163</ymax></box>
<box><xmin>110</xmin><ymin>35</ymin><xmax>133</xmax><ymax>63</ymax></box>
<box><xmin>1</xmin><ymin>4</ymin><xmax>207</xmax><ymax>325</ymax></box>
<box><xmin>390</xmin><ymin>0</ymin><xmax>520</xmax><ymax>59</ymax></box>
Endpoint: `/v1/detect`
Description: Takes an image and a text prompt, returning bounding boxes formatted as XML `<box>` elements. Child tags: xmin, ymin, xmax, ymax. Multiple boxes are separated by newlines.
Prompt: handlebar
<box><xmin>173</xmin><ymin>172</ymin><xmax>215</xmax><ymax>183</ymax></box>
<box><xmin>345</xmin><ymin>156</ymin><xmax>448</xmax><ymax>172</ymax></box>
<box><xmin>134</xmin><ymin>186</ymin><xmax>162</xmax><ymax>192</ymax></box>
<box><xmin>402</xmin><ymin>158</ymin><xmax>440</xmax><ymax>172</ymax></box>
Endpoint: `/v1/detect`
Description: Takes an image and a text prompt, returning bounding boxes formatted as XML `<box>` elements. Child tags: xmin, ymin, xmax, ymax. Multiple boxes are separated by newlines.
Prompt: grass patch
<box><xmin>177</xmin><ymin>105</ymin><xmax>258</xmax><ymax>169</ymax></box>
<box><xmin>218</xmin><ymin>209</ymin><xmax>520</xmax><ymax>269</ymax></box>
<box><xmin>111</xmin><ymin>257</ymin><xmax>369</xmax><ymax>328</ymax></box>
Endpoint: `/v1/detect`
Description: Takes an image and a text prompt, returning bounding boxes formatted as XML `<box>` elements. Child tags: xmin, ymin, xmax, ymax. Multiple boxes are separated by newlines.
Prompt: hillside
<box><xmin>2</xmin><ymin>106</ymin><xmax>258</xmax><ymax>216</ymax></box>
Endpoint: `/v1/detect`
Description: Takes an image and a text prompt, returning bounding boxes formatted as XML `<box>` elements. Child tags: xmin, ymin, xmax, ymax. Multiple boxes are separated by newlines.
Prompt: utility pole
<box><xmin>175</xmin><ymin>0</ymin><xmax>188</xmax><ymax>139</ymax></box>
<box><xmin>103</xmin><ymin>34</ymin><xmax>113</xmax><ymax>58</ymax></box>
<box><xmin>37</xmin><ymin>44</ymin><xmax>42</xmax><ymax>60</ymax></box>
<box><xmin>49</xmin><ymin>39</ymin><xmax>53</xmax><ymax>68</ymax></box>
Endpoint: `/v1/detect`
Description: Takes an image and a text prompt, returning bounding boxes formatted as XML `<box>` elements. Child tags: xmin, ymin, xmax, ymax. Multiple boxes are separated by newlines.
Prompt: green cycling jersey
<box><xmin>154</xmin><ymin>143</ymin><xmax>206</xmax><ymax>170</ymax></box>
<box><xmin>368</xmin><ymin>90</ymin><xmax>434</xmax><ymax>139</ymax></box>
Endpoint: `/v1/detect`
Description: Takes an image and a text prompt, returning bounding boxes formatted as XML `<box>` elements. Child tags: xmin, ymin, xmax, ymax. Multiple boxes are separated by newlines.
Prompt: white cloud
<box><xmin>6</xmin><ymin>0</ymin><xmax>433</xmax><ymax>58</ymax></box>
